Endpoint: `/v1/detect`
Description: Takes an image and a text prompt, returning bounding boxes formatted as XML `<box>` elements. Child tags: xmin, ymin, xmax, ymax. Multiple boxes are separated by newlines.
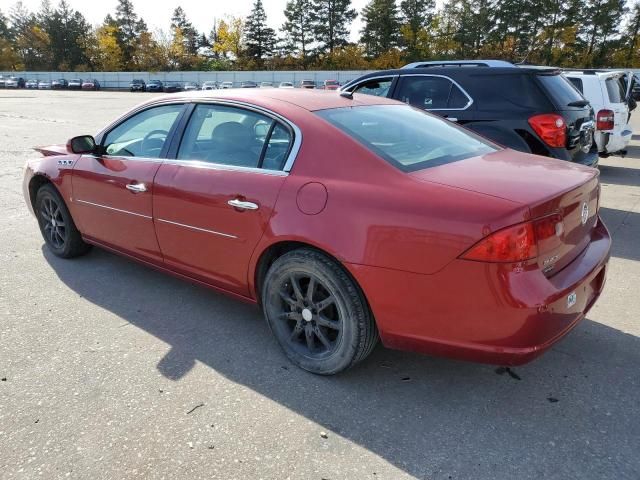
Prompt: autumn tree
<box><xmin>212</xmin><ymin>17</ymin><xmax>244</xmax><ymax>60</ymax></box>
<box><xmin>281</xmin><ymin>0</ymin><xmax>315</xmax><ymax>67</ymax></box>
<box><xmin>311</xmin><ymin>0</ymin><xmax>357</xmax><ymax>54</ymax></box>
<box><xmin>400</xmin><ymin>0</ymin><xmax>435</xmax><ymax>61</ymax></box>
<box><xmin>244</xmin><ymin>0</ymin><xmax>276</xmax><ymax>65</ymax></box>
<box><xmin>360</xmin><ymin>0</ymin><xmax>401</xmax><ymax>58</ymax></box>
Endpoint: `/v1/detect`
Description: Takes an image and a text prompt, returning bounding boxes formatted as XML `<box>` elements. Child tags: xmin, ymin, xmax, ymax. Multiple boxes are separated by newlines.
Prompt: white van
<box><xmin>564</xmin><ymin>70</ymin><xmax>635</xmax><ymax>157</ymax></box>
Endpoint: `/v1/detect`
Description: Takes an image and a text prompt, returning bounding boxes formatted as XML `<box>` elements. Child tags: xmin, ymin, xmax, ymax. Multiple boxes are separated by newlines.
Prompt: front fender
<box><xmin>23</xmin><ymin>154</ymin><xmax>79</xmax><ymax>216</ymax></box>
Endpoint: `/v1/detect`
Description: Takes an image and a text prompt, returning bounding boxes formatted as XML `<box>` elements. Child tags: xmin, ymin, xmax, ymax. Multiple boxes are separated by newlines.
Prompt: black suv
<box><xmin>341</xmin><ymin>64</ymin><xmax>597</xmax><ymax>166</ymax></box>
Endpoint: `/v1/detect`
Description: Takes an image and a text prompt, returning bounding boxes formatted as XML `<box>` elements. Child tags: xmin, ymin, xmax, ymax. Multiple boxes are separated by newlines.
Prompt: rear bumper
<box><xmin>347</xmin><ymin>218</ymin><xmax>611</xmax><ymax>366</ymax></box>
<box><xmin>597</xmin><ymin>129</ymin><xmax>632</xmax><ymax>155</ymax></box>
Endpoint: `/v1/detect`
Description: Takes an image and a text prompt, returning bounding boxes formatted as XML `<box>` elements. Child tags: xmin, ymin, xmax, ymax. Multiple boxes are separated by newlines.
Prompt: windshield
<box><xmin>317</xmin><ymin>105</ymin><xmax>498</xmax><ymax>172</ymax></box>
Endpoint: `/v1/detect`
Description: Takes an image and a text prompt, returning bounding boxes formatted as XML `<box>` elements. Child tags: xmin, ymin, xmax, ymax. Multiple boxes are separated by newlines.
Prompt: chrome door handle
<box><xmin>446</xmin><ymin>117</ymin><xmax>458</xmax><ymax>122</ymax></box>
<box><xmin>126</xmin><ymin>183</ymin><xmax>147</xmax><ymax>193</ymax></box>
<box><xmin>228</xmin><ymin>199</ymin><xmax>259</xmax><ymax>210</ymax></box>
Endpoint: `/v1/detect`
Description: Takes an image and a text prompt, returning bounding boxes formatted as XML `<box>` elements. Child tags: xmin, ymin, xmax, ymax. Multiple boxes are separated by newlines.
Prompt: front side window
<box><xmin>103</xmin><ymin>104</ymin><xmax>184</xmax><ymax>158</ymax></box>
<box><xmin>352</xmin><ymin>78</ymin><xmax>393</xmax><ymax>97</ymax></box>
<box><xmin>177</xmin><ymin>104</ymin><xmax>292</xmax><ymax>170</ymax></box>
<box><xmin>396</xmin><ymin>76</ymin><xmax>469</xmax><ymax>110</ymax></box>
<box><xmin>317</xmin><ymin>105</ymin><xmax>497</xmax><ymax>172</ymax></box>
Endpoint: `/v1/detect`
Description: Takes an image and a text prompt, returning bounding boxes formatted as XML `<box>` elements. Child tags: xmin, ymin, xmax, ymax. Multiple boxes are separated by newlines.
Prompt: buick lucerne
<box><xmin>23</xmin><ymin>90</ymin><xmax>611</xmax><ymax>374</ymax></box>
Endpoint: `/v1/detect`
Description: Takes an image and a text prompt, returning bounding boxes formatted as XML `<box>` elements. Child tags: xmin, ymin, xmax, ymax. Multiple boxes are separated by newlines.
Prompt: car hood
<box><xmin>410</xmin><ymin>148</ymin><xmax>598</xmax><ymax>215</ymax></box>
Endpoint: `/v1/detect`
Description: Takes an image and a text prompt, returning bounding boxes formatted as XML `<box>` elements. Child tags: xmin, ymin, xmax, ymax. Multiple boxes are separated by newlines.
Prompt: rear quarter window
<box><xmin>467</xmin><ymin>73</ymin><xmax>550</xmax><ymax>110</ymax></box>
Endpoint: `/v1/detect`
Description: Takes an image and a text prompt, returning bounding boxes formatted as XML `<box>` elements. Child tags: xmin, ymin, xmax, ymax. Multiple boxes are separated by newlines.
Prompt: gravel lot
<box><xmin>1</xmin><ymin>90</ymin><xmax>639</xmax><ymax>480</ymax></box>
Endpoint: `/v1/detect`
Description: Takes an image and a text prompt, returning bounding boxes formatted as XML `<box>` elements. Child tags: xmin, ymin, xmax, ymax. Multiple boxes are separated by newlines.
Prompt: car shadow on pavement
<box><xmin>599</xmin><ymin>207</ymin><xmax>640</xmax><ymax>262</ymax></box>
<box><xmin>598</xmin><ymin>163</ymin><xmax>640</xmax><ymax>188</ymax></box>
<box><xmin>43</xmin><ymin>246</ymin><xmax>640</xmax><ymax>479</ymax></box>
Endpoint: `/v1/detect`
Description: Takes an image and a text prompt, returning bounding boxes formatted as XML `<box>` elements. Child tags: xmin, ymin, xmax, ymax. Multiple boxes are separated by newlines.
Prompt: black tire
<box><xmin>35</xmin><ymin>184</ymin><xmax>91</xmax><ymax>258</ymax></box>
<box><xmin>262</xmin><ymin>249</ymin><xmax>378</xmax><ymax>375</ymax></box>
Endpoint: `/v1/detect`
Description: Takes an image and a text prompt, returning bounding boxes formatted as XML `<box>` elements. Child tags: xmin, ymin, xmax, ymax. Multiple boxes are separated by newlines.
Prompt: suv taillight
<box><xmin>461</xmin><ymin>215</ymin><xmax>564</xmax><ymax>263</ymax></box>
<box><xmin>528</xmin><ymin>113</ymin><xmax>567</xmax><ymax>148</ymax></box>
<box><xmin>596</xmin><ymin>109</ymin><xmax>614</xmax><ymax>130</ymax></box>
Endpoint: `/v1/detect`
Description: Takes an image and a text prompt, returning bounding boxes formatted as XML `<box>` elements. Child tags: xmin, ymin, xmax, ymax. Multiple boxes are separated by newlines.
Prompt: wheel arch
<box><xmin>28</xmin><ymin>174</ymin><xmax>55</xmax><ymax>210</ymax></box>
<box><xmin>251</xmin><ymin>239</ymin><xmax>372</xmax><ymax>316</ymax></box>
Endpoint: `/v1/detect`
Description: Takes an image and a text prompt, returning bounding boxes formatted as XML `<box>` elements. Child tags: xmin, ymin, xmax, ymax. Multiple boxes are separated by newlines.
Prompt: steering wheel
<box><xmin>141</xmin><ymin>129</ymin><xmax>169</xmax><ymax>156</ymax></box>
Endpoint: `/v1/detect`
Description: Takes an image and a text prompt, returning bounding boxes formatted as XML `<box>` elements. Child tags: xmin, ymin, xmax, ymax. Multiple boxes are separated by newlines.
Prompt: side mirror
<box><xmin>67</xmin><ymin>135</ymin><xmax>97</xmax><ymax>154</ymax></box>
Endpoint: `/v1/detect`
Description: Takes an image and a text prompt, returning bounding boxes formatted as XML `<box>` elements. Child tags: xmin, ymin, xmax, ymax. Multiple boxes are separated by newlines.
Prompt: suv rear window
<box><xmin>536</xmin><ymin>73</ymin><xmax>584</xmax><ymax>107</ymax></box>
<box><xmin>317</xmin><ymin>105</ymin><xmax>497</xmax><ymax>172</ymax></box>
<box><xmin>605</xmin><ymin>77</ymin><xmax>625</xmax><ymax>103</ymax></box>
<box><xmin>468</xmin><ymin>73</ymin><xmax>550</xmax><ymax>110</ymax></box>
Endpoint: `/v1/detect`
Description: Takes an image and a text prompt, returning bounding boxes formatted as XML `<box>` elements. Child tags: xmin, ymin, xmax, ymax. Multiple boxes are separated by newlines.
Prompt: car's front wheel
<box><xmin>262</xmin><ymin>249</ymin><xmax>378</xmax><ymax>375</ymax></box>
<box><xmin>35</xmin><ymin>184</ymin><xmax>91</xmax><ymax>258</ymax></box>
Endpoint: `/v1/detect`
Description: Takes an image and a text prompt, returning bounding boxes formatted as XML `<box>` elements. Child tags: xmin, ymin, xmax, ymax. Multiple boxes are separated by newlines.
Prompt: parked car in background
<box><xmin>51</xmin><ymin>79</ymin><xmax>68</xmax><ymax>89</ymax></box>
<box><xmin>0</xmin><ymin>76</ymin><xmax>5</xmax><ymax>88</ymax></box>
<box><xmin>130</xmin><ymin>79</ymin><xmax>146</xmax><ymax>92</ymax></box>
<box><xmin>146</xmin><ymin>80</ymin><xmax>163</xmax><ymax>92</ymax></box>
<box><xmin>201</xmin><ymin>81</ymin><xmax>218</xmax><ymax>90</ymax></box>
<box><xmin>241</xmin><ymin>81</ymin><xmax>258</xmax><ymax>88</ymax></box>
<box><xmin>279</xmin><ymin>82</ymin><xmax>294</xmax><ymax>89</ymax></box>
<box><xmin>38</xmin><ymin>80</ymin><xmax>52</xmax><ymax>90</ymax></box>
<box><xmin>82</xmin><ymin>79</ymin><xmax>100</xmax><ymax>90</ymax></box>
<box><xmin>564</xmin><ymin>70</ymin><xmax>634</xmax><ymax>157</ymax></box>
<box><xmin>260</xmin><ymin>82</ymin><xmax>274</xmax><ymax>88</ymax></box>
<box><xmin>67</xmin><ymin>79</ymin><xmax>83</xmax><ymax>90</ymax></box>
<box><xmin>163</xmin><ymin>82</ymin><xmax>182</xmax><ymax>93</ymax></box>
<box><xmin>632</xmin><ymin>74</ymin><xmax>640</xmax><ymax>101</ymax></box>
<box><xmin>322</xmin><ymin>79</ymin><xmax>340</xmax><ymax>90</ymax></box>
<box><xmin>5</xmin><ymin>77</ymin><xmax>25</xmax><ymax>88</ymax></box>
<box><xmin>341</xmin><ymin>64</ymin><xmax>598</xmax><ymax>166</ymax></box>
<box><xmin>25</xmin><ymin>79</ymin><xmax>39</xmax><ymax>89</ymax></box>
<box><xmin>221</xmin><ymin>81</ymin><xmax>234</xmax><ymax>89</ymax></box>
<box><xmin>23</xmin><ymin>89</ymin><xmax>610</xmax><ymax>374</ymax></box>
<box><xmin>183</xmin><ymin>81</ymin><xmax>199</xmax><ymax>91</ymax></box>
<box><xmin>300</xmin><ymin>79</ymin><xmax>315</xmax><ymax>89</ymax></box>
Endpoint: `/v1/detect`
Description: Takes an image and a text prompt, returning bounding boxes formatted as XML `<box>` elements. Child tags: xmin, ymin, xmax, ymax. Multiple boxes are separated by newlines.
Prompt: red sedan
<box><xmin>23</xmin><ymin>90</ymin><xmax>610</xmax><ymax>374</ymax></box>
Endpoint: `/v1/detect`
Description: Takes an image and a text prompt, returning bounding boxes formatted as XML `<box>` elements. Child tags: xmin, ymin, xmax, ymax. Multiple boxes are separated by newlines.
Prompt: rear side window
<box><xmin>469</xmin><ymin>73</ymin><xmax>550</xmax><ymax>110</ymax></box>
<box><xmin>605</xmin><ymin>77</ymin><xmax>625</xmax><ymax>103</ymax></box>
<box><xmin>536</xmin><ymin>73</ymin><xmax>585</xmax><ymax>107</ymax></box>
<box><xmin>396</xmin><ymin>76</ymin><xmax>469</xmax><ymax>109</ymax></box>
<box><xmin>567</xmin><ymin>77</ymin><xmax>583</xmax><ymax>93</ymax></box>
<box><xmin>317</xmin><ymin>105</ymin><xmax>497</xmax><ymax>172</ymax></box>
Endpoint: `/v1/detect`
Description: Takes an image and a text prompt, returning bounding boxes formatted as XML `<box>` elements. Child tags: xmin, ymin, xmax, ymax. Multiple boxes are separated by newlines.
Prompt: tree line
<box><xmin>0</xmin><ymin>0</ymin><xmax>638</xmax><ymax>72</ymax></box>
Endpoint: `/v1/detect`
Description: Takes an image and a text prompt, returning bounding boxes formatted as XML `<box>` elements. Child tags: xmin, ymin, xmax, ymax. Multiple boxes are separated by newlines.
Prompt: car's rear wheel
<box><xmin>262</xmin><ymin>249</ymin><xmax>378</xmax><ymax>375</ymax></box>
<box><xmin>35</xmin><ymin>184</ymin><xmax>91</xmax><ymax>258</ymax></box>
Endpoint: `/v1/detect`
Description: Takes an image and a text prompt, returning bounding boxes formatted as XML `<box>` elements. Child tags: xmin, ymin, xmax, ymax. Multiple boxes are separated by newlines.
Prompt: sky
<box><xmin>11</xmin><ymin>0</ymin><xmax>372</xmax><ymax>41</ymax></box>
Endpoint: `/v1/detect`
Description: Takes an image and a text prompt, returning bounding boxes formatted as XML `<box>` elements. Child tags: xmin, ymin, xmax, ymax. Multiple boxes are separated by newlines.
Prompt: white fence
<box><xmin>0</xmin><ymin>70</ymin><xmax>374</xmax><ymax>90</ymax></box>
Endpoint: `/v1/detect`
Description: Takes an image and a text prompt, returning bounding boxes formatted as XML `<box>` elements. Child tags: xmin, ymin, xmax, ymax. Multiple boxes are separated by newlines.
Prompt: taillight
<box><xmin>528</xmin><ymin>113</ymin><xmax>567</xmax><ymax>148</ymax></box>
<box><xmin>596</xmin><ymin>109</ymin><xmax>614</xmax><ymax>130</ymax></box>
<box><xmin>461</xmin><ymin>215</ymin><xmax>564</xmax><ymax>263</ymax></box>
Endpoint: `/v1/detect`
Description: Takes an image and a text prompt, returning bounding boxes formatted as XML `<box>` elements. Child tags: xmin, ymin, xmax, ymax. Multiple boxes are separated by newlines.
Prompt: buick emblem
<box><xmin>581</xmin><ymin>202</ymin><xmax>589</xmax><ymax>225</ymax></box>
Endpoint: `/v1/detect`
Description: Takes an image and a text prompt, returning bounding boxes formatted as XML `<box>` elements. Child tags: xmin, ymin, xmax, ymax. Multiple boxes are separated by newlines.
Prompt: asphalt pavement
<box><xmin>0</xmin><ymin>90</ymin><xmax>639</xmax><ymax>479</ymax></box>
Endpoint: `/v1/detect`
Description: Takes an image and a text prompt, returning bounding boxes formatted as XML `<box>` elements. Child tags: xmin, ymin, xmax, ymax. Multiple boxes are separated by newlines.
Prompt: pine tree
<box><xmin>281</xmin><ymin>0</ymin><xmax>314</xmax><ymax>66</ymax></box>
<box><xmin>311</xmin><ymin>0</ymin><xmax>357</xmax><ymax>54</ymax></box>
<box><xmin>400</xmin><ymin>0</ymin><xmax>435</xmax><ymax>60</ymax></box>
<box><xmin>245</xmin><ymin>0</ymin><xmax>276</xmax><ymax>62</ymax></box>
<box><xmin>360</xmin><ymin>0</ymin><xmax>401</xmax><ymax>57</ymax></box>
<box><xmin>115</xmin><ymin>0</ymin><xmax>147</xmax><ymax>68</ymax></box>
<box><xmin>624</xmin><ymin>2</ymin><xmax>640</xmax><ymax>66</ymax></box>
<box><xmin>581</xmin><ymin>0</ymin><xmax>627</xmax><ymax>66</ymax></box>
<box><xmin>171</xmin><ymin>6</ymin><xmax>199</xmax><ymax>55</ymax></box>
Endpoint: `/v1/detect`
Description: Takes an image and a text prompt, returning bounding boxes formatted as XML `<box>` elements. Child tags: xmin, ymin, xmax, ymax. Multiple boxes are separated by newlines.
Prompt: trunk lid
<box><xmin>411</xmin><ymin>149</ymin><xmax>600</xmax><ymax>273</ymax></box>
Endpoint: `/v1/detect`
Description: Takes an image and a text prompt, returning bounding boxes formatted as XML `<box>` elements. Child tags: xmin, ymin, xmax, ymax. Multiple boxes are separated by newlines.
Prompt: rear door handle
<box><xmin>228</xmin><ymin>199</ymin><xmax>259</xmax><ymax>210</ymax></box>
<box><xmin>126</xmin><ymin>183</ymin><xmax>147</xmax><ymax>193</ymax></box>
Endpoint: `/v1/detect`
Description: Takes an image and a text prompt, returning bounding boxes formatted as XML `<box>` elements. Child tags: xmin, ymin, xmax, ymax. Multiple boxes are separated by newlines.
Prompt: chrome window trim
<box><xmin>75</xmin><ymin>199</ymin><xmax>152</xmax><ymax>219</ymax></box>
<box><xmin>82</xmin><ymin>154</ymin><xmax>163</xmax><ymax>163</ymax></box>
<box><xmin>179</xmin><ymin>99</ymin><xmax>302</xmax><ymax>173</ymax></box>
<box><xmin>396</xmin><ymin>74</ymin><xmax>474</xmax><ymax>111</ymax></box>
<box><xmin>163</xmin><ymin>159</ymin><xmax>288</xmax><ymax>176</ymax></box>
<box><xmin>156</xmin><ymin>218</ymin><xmax>237</xmax><ymax>239</ymax></box>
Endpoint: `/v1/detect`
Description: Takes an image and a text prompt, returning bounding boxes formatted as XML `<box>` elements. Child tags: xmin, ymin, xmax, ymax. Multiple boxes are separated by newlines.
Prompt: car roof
<box><xmin>403</xmin><ymin>59</ymin><xmax>515</xmax><ymax>68</ymax></box>
<box><xmin>156</xmin><ymin>88</ymin><xmax>400</xmax><ymax>112</ymax></box>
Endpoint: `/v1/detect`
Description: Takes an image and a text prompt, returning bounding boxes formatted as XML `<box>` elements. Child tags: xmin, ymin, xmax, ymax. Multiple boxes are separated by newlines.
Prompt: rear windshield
<box><xmin>605</xmin><ymin>77</ymin><xmax>625</xmax><ymax>103</ymax></box>
<box><xmin>316</xmin><ymin>105</ymin><xmax>497</xmax><ymax>172</ymax></box>
<box><xmin>537</xmin><ymin>74</ymin><xmax>584</xmax><ymax>107</ymax></box>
